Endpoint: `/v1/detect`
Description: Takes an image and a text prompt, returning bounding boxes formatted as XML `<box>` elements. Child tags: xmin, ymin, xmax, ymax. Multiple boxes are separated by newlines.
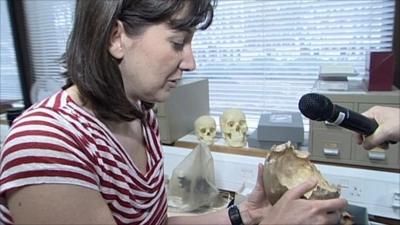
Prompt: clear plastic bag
<box><xmin>168</xmin><ymin>142</ymin><xmax>219</xmax><ymax>212</ymax></box>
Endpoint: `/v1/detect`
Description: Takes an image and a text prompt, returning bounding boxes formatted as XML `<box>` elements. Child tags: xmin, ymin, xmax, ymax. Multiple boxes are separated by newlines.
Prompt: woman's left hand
<box><xmin>238</xmin><ymin>163</ymin><xmax>270</xmax><ymax>224</ymax></box>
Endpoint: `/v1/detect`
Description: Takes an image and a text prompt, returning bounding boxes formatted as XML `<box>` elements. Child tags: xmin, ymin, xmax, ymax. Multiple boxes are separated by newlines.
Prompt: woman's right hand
<box><xmin>260</xmin><ymin>179</ymin><xmax>348</xmax><ymax>225</ymax></box>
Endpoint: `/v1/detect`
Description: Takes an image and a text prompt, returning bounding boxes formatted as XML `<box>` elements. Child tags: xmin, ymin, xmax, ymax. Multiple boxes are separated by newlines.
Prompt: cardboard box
<box><xmin>248</xmin><ymin>129</ymin><xmax>286</xmax><ymax>150</ymax></box>
<box><xmin>256</xmin><ymin>112</ymin><xmax>304</xmax><ymax>143</ymax></box>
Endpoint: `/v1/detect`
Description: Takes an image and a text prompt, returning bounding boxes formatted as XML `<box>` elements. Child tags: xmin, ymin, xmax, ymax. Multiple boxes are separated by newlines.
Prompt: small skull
<box><xmin>220</xmin><ymin>108</ymin><xmax>248</xmax><ymax>147</ymax></box>
<box><xmin>194</xmin><ymin>115</ymin><xmax>216</xmax><ymax>145</ymax></box>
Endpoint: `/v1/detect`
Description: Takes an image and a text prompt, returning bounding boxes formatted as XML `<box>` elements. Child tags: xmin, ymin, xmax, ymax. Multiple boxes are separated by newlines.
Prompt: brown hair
<box><xmin>63</xmin><ymin>0</ymin><xmax>216</xmax><ymax>122</ymax></box>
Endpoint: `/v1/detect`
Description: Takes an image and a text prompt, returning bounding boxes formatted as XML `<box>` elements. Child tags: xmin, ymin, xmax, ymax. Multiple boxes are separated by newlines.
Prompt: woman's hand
<box><xmin>237</xmin><ymin>163</ymin><xmax>270</xmax><ymax>224</ymax></box>
<box><xmin>239</xmin><ymin>163</ymin><xmax>347</xmax><ymax>225</ymax></box>
<box><xmin>260</xmin><ymin>179</ymin><xmax>347</xmax><ymax>225</ymax></box>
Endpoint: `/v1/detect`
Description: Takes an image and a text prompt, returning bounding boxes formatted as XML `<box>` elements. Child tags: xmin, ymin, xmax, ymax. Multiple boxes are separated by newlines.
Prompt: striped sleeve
<box><xmin>0</xmin><ymin>107</ymin><xmax>99</xmax><ymax>197</ymax></box>
<box><xmin>0</xmin><ymin>203</ymin><xmax>13</xmax><ymax>225</ymax></box>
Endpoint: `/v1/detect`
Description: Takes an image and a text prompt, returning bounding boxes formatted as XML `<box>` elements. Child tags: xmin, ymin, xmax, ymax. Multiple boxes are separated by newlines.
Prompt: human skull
<box><xmin>263</xmin><ymin>141</ymin><xmax>339</xmax><ymax>205</ymax></box>
<box><xmin>194</xmin><ymin>115</ymin><xmax>216</xmax><ymax>145</ymax></box>
<box><xmin>220</xmin><ymin>109</ymin><xmax>248</xmax><ymax>147</ymax></box>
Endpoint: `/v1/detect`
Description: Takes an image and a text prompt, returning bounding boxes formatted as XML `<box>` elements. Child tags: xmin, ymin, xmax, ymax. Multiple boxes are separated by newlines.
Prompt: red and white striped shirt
<box><xmin>0</xmin><ymin>90</ymin><xmax>167</xmax><ymax>225</ymax></box>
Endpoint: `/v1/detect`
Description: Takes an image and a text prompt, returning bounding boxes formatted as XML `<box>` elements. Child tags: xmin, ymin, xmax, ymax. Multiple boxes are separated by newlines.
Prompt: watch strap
<box><xmin>228</xmin><ymin>205</ymin><xmax>244</xmax><ymax>225</ymax></box>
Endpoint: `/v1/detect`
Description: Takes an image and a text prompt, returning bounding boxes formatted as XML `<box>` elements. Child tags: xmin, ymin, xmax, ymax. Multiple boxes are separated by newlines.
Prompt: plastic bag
<box><xmin>168</xmin><ymin>142</ymin><xmax>219</xmax><ymax>212</ymax></box>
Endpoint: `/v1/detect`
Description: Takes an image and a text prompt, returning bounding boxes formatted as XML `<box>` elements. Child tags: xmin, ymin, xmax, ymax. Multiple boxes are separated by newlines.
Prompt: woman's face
<box><xmin>109</xmin><ymin>21</ymin><xmax>196</xmax><ymax>104</ymax></box>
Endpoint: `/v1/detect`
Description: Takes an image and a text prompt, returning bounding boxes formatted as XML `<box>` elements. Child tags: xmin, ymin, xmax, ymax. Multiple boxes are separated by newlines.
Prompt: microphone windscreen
<box><xmin>298</xmin><ymin>93</ymin><xmax>333</xmax><ymax>121</ymax></box>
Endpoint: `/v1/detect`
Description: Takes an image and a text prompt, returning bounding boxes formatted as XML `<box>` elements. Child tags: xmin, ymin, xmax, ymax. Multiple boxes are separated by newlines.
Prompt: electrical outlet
<box><xmin>325</xmin><ymin>175</ymin><xmax>364</xmax><ymax>202</ymax></box>
<box><xmin>392</xmin><ymin>192</ymin><xmax>400</xmax><ymax>208</ymax></box>
<box><xmin>348</xmin><ymin>185</ymin><xmax>363</xmax><ymax>201</ymax></box>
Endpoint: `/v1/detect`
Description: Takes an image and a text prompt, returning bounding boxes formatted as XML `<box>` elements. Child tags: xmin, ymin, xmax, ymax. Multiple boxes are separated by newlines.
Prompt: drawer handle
<box><xmin>368</xmin><ymin>151</ymin><xmax>386</xmax><ymax>161</ymax></box>
<box><xmin>323</xmin><ymin>148</ymin><xmax>339</xmax><ymax>156</ymax></box>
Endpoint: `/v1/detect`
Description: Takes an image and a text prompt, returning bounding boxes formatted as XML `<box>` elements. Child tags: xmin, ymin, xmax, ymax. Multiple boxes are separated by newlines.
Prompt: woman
<box><xmin>0</xmin><ymin>0</ymin><xmax>346</xmax><ymax>224</ymax></box>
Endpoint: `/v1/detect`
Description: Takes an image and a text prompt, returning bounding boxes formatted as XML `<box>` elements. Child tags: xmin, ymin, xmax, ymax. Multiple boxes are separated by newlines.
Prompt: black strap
<box><xmin>228</xmin><ymin>205</ymin><xmax>244</xmax><ymax>225</ymax></box>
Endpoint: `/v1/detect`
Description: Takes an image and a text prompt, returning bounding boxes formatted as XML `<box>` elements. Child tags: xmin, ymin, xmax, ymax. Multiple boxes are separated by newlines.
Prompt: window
<box><xmin>184</xmin><ymin>0</ymin><xmax>395</xmax><ymax>131</ymax></box>
<box><xmin>0</xmin><ymin>0</ymin><xmax>22</xmax><ymax>103</ymax></box>
<box><xmin>23</xmin><ymin>0</ymin><xmax>75</xmax><ymax>103</ymax></box>
<box><xmin>13</xmin><ymin>0</ymin><xmax>395</xmax><ymax>132</ymax></box>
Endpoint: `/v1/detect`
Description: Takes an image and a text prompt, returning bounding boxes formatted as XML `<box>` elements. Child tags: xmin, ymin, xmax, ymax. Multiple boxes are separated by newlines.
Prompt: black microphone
<box><xmin>298</xmin><ymin>93</ymin><xmax>378</xmax><ymax>136</ymax></box>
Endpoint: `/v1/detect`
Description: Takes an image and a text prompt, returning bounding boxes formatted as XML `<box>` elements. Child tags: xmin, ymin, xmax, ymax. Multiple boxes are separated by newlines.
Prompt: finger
<box><xmin>282</xmin><ymin>178</ymin><xmax>317</xmax><ymax>201</ymax></box>
<box><xmin>362</xmin><ymin>111</ymin><xmax>374</xmax><ymax>119</ymax></box>
<box><xmin>363</xmin><ymin>131</ymin><xmax>386</xmax><ymax>150</ymax></box>
<box><xmin>314</xmin><ymin>198</ymin><xmax>348</xmax><ymax>213</ymax></box>
<box><xmin>378</xmin><ymin>142</ymin><xmax>389</xmax><ymax>149</ymax></box>
<box><xmin>364</xmin><ymin>141</ymin><xmax>389</xmax><ymax>150</ymax></box>
<box><xmin>256</xmin><ymin>163</ymin><xmax>264</xmax><ymax>187</ymax></box>
<box><xmin>356</xmin><ymin>134</ymin><xmax>364</xmax><ymax>145</ymax></box>
<box><xmin>362</xmin><ymin>107</ymin><xmax>376</xmax><ymax>119</ymax></box>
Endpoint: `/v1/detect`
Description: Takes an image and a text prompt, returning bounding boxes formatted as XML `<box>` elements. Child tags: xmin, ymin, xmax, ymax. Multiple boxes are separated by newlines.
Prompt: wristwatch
<box><xmin>228</xmin><ymin>205</ymin><xmax>244</xmax><ymax>225</ymax></box>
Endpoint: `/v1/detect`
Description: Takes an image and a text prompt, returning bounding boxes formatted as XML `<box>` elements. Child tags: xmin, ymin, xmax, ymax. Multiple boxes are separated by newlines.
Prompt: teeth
<box><xmin>230</xmin><ymin>133</ymin><xmax>244</xmax><ymax>141</ymax></box>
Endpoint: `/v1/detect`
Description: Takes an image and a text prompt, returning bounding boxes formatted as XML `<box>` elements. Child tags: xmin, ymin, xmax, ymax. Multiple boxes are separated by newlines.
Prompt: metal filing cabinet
<box><xmin>309</xmin><ymin>85</ymin><xmax>400</xmax><ymax>170</ymax></box>
<box><xmin>154</xmin><ymin>79</ymin><xmax>210</xmax><ymax>144</ymax></box>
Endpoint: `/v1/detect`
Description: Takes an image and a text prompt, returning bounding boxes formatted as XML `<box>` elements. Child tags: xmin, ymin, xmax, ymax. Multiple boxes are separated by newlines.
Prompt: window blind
<box><xmin>17</xmin><ymin>0</ymin><xmax>395</xmax><ymax>132</ymax></box>
<box><xmin>0</xmin><ymin>0</ymin><xmax>22</xmax><ymax>101</ymax></box>
<box><xmin>185</xmin><ymin>0</ymin><xmax>395</xmax><ymax>131</ymax></box>
<box><xmin>22</xmin><ymin>0</ymin><xmax>75</xmax><ymax>103</ymax></box>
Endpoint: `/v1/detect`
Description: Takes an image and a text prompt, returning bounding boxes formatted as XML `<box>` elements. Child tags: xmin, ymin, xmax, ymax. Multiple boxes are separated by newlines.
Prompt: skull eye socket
<box><xmin>228</xmin><ymin>121</ymin><xmax>234</xmax><ymax>127</ymax></box>
<box><xmin>239</xmin><ymin>120</ymin><xmax>246</xmax><ymax>126</ymax></box>
<box><xmin>210</xmin><ymin>128</ymin><xmax>215</xmax><ymax>132</ymax></box>
<box><xmin>200</xmin><ymin>128</ymin><xmax>207</xmax><ymax>133</ymax></box>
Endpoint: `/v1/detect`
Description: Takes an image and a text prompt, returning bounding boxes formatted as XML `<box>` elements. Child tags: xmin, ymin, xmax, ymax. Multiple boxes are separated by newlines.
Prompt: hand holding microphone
<box><xmin>356</xmin><ymin>106</ymin><xmax>400</xmax><ymax>150</ymax></box>
<box><xmin>298</xmin><ymin>93</ymin><xmax>398</xmax><ymax>150</ymax></box>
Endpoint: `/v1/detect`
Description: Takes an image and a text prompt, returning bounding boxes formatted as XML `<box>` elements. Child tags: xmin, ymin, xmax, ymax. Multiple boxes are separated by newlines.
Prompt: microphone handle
<box><xmin>328</xmin><ymin>104</ymin><xmax>378</xmax><ymax>136</ymax></box>
<box><xmin>329</xmin><ymin>105</ymin><xmax>397</xmax><ymax>145</ymax></box>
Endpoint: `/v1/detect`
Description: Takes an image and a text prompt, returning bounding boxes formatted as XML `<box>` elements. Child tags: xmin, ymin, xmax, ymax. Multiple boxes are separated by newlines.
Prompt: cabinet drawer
<box><xmin>352</xmin><ymin>142</ymin><xmax>400</xmax><ymax>169</ymax></box>
<box><xmin>311</xmin><ymin>130</ymin><xmax>352</xmax><ymax>160</ymax></box>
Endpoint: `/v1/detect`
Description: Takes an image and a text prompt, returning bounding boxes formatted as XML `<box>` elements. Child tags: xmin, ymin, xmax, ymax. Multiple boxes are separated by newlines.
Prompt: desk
<box><xmin>164</xmin><ymin>142</ymin><xmax>400</xmax><ymax>223</ymax></box>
